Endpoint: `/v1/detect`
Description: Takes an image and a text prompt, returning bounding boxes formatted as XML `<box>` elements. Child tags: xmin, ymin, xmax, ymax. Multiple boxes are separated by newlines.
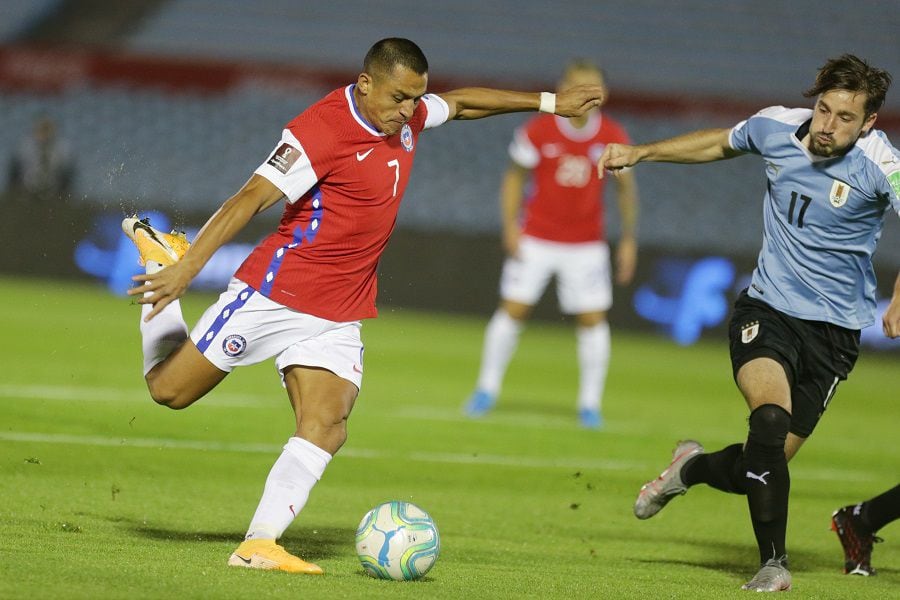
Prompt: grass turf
<box><xmin>0</xmin><ymin>275</ymin><xmax>897</xmax><ymax>599</ymax></box>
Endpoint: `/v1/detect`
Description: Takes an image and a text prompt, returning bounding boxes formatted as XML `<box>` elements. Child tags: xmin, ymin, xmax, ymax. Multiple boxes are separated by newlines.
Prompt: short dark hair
<box><xmin>363</xmin><ymin>38</ymin><xmax>428</xmax><ymax>79</ymax></box>
<box><xmin>803</xmin><ymin>54</ymin><xmax>892</xmax><ymax>116</ymax></box>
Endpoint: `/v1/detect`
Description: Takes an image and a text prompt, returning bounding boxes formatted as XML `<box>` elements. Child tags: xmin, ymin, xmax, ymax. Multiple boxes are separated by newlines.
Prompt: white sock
<box><xmin>576</xmin><ymin>321</ymin><xmax>610</xmax><ymax>411</ymax></box>
<box><xmin>245</xmin><ymin>436</ymin><xmax>332</xmax><ymax>541</ymax></box>
<box><xmin>475</xmin><ymin>309</ymin><xmax>524</xmax><ymax>396</ymax></box>
<box><xmin>139</xmin><ymin>262</ymin><xmax>188</xmax><ymax>375</ymax></box>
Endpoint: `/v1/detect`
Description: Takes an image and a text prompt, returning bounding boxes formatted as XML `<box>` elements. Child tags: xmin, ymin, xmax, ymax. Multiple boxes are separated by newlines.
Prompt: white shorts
<box><xmin>500</xmin><ymin>235</ymin><xmax>612</xmax><ymax>314</ymax></box>
<box><xmin>189</xmin><ymin>278</ymin><xmax>364</xmax><ymax>389</ymax></box>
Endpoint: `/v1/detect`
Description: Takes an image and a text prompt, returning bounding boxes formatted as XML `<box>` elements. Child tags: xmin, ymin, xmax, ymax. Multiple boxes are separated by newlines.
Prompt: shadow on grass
<box><xmin>620</xmin><ymin>530</ymin><xmax>836</xmax><ymax>575</ymax></box>
<box><xmin>128</xmin><ymin>523</ymin><xmax>354</xmax><ymax>561</ymax></box>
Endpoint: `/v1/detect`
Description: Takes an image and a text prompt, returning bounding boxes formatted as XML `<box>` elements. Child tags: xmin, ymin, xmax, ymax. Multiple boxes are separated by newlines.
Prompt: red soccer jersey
<box><xmin>512</xmin><ymin>112</ymin><xmax>631</xmax><ymax>243</ymax></box>
<box><xmin>234</xmin><ymin>85</ymin><xmax>448</xmax><ymax>321</ymax></box>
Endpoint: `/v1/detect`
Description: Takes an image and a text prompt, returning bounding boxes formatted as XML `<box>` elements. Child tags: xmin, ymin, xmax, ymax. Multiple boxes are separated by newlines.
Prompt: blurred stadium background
<box><xmin>2</xmin><ymin>0</ymin><xmax>899</xmax><ymax>350</ymax></box>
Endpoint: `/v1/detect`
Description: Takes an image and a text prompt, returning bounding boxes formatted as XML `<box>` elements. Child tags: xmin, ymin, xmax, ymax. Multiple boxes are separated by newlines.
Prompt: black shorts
<box><xmin>728</xmin><ymin>290</ymin><xmax>860</xmax><ymax>438</ymax></box>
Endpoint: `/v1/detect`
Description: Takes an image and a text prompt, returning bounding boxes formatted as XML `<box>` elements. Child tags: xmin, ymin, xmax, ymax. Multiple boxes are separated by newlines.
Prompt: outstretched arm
<box><xmin>438</xmin><ymin>85</ymin><xmax>603</xmax><ymax>121</ymax></box>
<box><xmin>612</xmin><ymin>169</ymin><xmax>639</xmax><ymax>285</ymax></box>
<box><xmin>884</xmin><ymin>271</ymin><xmax>900</xmax><ymax>338</ymax></box>
<box><xmin>598</xmin><ymin>128</ymin><xmax>741</xmax><ymax>178</ymax></box>
<box><xmin>129</xmin><ymin>174</ymin><xmax>285</xmax><ymax>321</ymax></box>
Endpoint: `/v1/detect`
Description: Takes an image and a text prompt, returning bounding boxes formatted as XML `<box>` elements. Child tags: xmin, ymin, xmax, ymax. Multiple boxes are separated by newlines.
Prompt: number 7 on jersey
<box><xmin>387</xmin><ymin>159</ymin><xmax>400</xmax><ymax>197</ymax></box>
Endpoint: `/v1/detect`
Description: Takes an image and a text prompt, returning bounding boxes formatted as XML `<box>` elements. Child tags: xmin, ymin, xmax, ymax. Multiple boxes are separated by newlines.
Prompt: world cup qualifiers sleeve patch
<box><xmin>889</xmin><ymin>171</ymin><xmax>900</xmax><ymax>198</ymax></box>
<box><xmin>267</xmin><ymin>143</ymin><xmax>302</xmax><ymax>174</ymax></box>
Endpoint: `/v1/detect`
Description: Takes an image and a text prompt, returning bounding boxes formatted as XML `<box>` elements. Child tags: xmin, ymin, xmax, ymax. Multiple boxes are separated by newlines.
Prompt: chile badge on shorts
<box><xmin>223</xmin><ymin>334</ymin><xmax>247</xmax><ymax>357</ymax></box>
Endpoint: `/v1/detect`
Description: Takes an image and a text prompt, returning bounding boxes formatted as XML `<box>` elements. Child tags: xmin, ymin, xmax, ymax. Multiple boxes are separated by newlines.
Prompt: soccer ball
<box><xmin>355</xmin><ymin>500</ymin><xmax>440</xmax><ymax>581</ymax></box>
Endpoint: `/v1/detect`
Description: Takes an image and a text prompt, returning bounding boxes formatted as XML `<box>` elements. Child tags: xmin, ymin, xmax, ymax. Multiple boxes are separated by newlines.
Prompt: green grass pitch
<box><xmin>0</xmin><ymin>276</ymin><xmax>896</xmax><ymax>599</ymax></box>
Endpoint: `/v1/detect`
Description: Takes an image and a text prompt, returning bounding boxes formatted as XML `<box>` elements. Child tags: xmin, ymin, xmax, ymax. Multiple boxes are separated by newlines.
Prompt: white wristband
<box><xmin>538</xmin><ymin>92</ymin><xmax>556</xmax><ymax>114</ymax></box>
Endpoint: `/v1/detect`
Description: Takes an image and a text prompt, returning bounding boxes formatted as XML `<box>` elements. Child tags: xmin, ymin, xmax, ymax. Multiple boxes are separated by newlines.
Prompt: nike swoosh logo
<box><xmin>234</xmin><ymin>555</ymin><xmax>252</xmax><ymax>565</ymax></box>
<box><xmin>356</xmin><ymin>148</ymin><xmax>374</xmax><ymax>161</ymax></box>
<box><xmin>133</xmin><ymin>220</ymin><xmax>165</xmax><ymax>245</ymax></box>
<box><xmin>352</xmin><ymin>364</ymin><xmax>363</xmax><ymax>374</ymax></box>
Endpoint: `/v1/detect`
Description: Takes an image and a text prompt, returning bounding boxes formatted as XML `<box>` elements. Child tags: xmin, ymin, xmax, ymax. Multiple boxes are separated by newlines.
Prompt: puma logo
<box><xmin>746</xmin><ymin>470</ymin><xmax>770</xmax><ymax>485</ymax></box>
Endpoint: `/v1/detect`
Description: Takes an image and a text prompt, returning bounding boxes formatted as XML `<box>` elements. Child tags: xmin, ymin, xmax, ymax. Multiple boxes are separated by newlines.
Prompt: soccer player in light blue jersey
<box><xmin>598</xmin><ymin>54</ymin><xmax>900</xmax><ymax>592</ymax></box>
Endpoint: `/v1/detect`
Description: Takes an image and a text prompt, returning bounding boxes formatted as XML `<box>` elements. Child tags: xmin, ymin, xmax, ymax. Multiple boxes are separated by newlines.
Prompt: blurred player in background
<box><xmin>831</xmin><ymin>483</ymin><xmax>899</xmax><ymax>576</ymax></box>
<box><xmin>599</xmin><ymin>54</ymin><xmax>900</xmax><ymax>591</ymax></box>
<box><xmin>123</xmin><ymin>38</ymin><xmax>603</xmax><ymax>575</ymax></box>
<box><xmin>464</xmin><ymin>60</ymin><xmax>638</xmax><ymax>429</ymax></box>
<box><xmin>6</xmin><ymin>115</ymin><xmax>74</xmax><ymax>202</ymax></box>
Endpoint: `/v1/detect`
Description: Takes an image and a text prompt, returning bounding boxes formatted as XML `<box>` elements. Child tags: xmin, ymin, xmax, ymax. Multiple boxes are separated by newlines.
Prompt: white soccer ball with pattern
<box><xmin>355</xmin><ymin>500</ymin><xmax>440</xmax><ymax>581</ymax></box>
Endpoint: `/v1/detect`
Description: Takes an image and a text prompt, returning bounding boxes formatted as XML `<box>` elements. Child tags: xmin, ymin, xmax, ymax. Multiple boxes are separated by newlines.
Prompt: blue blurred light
<box><xmin>860</xmin><ymin>299</ymin><xmax>900</xmax><ymax>351</ymax></box>
<box><xmin>74</xmin><ymin>212</ymin><xmax>253</xmax><ymax>294</ymax></box>
<box><xmin>633</xmin><ymin>256</ymin><xmax>736</xmax><ymax>345</ymax></box>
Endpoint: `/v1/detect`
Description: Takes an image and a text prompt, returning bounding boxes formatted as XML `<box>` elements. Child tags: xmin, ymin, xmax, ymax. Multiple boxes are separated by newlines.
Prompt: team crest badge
<box><xmin>400</xmin><ymin>124</ymin><xmax>414</xmax><ymax>152</ymax></box>
<box><xmin>223</xmin><ymin>334</ymin><xmax>247</xmax><ymax>357</ymax></box>
<box><xmin>829</xmin><ymin>179</ymin><xmax>849</xmax><ymax>208</ymax></box>
<box><xmin>741</xmin><ymin>321</ymin><xmax>760</xmax><ymax>344</ymax></box>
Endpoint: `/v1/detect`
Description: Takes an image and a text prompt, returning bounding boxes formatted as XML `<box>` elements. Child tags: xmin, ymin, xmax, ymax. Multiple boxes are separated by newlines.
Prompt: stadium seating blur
<box><xmin>1</xmin><ymin>0</ymin><xmax>898</xmax><ymax>265</ymax></box>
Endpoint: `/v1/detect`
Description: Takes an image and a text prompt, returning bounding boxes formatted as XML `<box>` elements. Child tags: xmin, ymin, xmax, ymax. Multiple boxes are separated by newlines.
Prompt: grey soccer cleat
<box><xmin>741</xmin><ymin>557</ymin><xmax>792</xmax><ymax>592</ymax></box>
<box><xmin>634</xmin><ymin>440</ymin><xmax>704</xmax><ymax>519</ymax></box>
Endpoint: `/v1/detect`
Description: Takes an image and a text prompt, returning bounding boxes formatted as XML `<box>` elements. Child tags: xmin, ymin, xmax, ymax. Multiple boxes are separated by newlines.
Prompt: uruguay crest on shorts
<box><xmin>741</xmin><ymin>321</ymin><xmax>759</xmax><ymax>344</ymax></box>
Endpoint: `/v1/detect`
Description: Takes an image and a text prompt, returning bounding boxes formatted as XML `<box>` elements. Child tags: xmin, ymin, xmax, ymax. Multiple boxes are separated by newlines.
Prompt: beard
<box><xmin>808</xmin><ymin>131</ymin><xmax>846</xmax><ymax>157</ymax></box>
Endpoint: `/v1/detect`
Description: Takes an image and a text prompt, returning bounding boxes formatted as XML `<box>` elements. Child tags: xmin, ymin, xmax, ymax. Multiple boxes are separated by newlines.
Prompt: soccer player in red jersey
<box><xmin>123</xmin><ymin>38</ymin><xmax>604</xmax><ymax>574</ymax></box>
<box><xmin>464</xmin><ymin>60</ymin><xmax>638</xmax><ymax>429</ymax></box>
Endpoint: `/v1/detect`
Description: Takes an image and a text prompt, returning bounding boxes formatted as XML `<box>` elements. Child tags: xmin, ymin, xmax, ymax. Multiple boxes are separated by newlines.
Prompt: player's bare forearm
<box><xmin>615</xmin><ymin>170</ymin><xmax>639</xmax><ymax>239</ymax></box>
<box><xmin>185</xmin><ymin>178</ymin><xmax>281</xmax><ymax>274</ymax></box>
<box><xmin>440</xmin><ymin>85</ymin><xmax>603</xmax><ymax>120</ymax></box>
<box><xmin>500</xmin><ymin>164</ymin><xmax>527</xmax><ymax>255</ymax></box>
<box><xmin>884</xmin><ymin>271</ymin><xmax>900</xmax><ymax>338</ymax></box>
<box><xmin>598</xmin><ymin>128</ymin><xmax>740</xmax><ymax>178</ymax></box>
<box><xmin>613</xmin><ymin>171</ymin><xmax>639</xmax><ymax>285</ymax></box>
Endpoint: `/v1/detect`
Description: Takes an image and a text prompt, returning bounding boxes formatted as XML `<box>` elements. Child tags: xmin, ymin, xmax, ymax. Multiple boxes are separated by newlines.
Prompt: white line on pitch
<box><xmin>0</xmin><ymin>383</ymin><xmax>270</xmax><ymax>408</ymax></box>
<box><xmin>0</xmin><ymin>431</ymin><xmax>886</xmax><ymax>481</ymax></box>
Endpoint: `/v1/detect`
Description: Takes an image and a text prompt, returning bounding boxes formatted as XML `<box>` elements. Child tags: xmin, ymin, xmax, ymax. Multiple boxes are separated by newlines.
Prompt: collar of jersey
<box><xmin>554</xmin><ymin>111</ymin><xmax>602</xmax><ymax>141</ymax></box>
<box><xmin>346</xmin><ymin>85</ymin><xmax>385</xmax><ymax>137</ymax></box>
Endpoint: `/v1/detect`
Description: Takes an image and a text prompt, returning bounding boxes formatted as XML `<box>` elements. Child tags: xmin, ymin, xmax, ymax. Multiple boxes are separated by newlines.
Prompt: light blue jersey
<box><xmin>730</xmin><ymin>106</ymin><xmax>900</xmax><ymax>329</ymax></box>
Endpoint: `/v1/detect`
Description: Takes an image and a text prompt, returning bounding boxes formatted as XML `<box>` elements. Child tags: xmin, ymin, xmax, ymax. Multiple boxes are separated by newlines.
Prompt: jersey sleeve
<box><xmin>253</xmin><ymin>128</ymin><xmax>320</xmax><ymax>204</ymax></box>
<box><xmin>858</xmin><ymin>129</ymin><xmax>900</xmax><ymax>217</ymax></box>
<box><xmin>729</xmin><ymin>115</ymin><xmax>764</xmax><ymax>154</ymax></box>
<box><xmin>422</xmin><ymin>94</ymin><xmax>450</xmax><ymax>130</ymax></box>
<box><xmin>508</xmin><ymin>122</ymin><xmax>540</xmax><ymax>169</ymax></box>
<box><xmin>730</xmin><ymin>106</ymin><xmax>811</xmax><ymax>155</ymax></box>
<box><xmin>876</xmin><ymin>137</ymin><xmax>900</xmax><ymax>217</ymax></box>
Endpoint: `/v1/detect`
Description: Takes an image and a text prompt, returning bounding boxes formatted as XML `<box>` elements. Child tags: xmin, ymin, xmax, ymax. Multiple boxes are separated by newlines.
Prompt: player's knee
<box><xmin>145</xmin><ymin>377</ymin><xmax>191</xmax><ymax>410</ymax></box>
<box><xmin>299</xmin><ymin>415</ymin><xmax>348</xmax><ymax>454</ymax></box>
<box><xmin>747</xmin><ymin>403</ymin><xmax>791</xmax><ymax>449</ymax></box>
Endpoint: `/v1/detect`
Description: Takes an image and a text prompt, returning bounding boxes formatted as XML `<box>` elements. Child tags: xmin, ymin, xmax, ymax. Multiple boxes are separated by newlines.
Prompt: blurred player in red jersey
<box><xmin>122</xmin><ymin>38</ymin><xmax>604</xmax><ymax>574</ymax></box>
<box><xmin>464</xmin><ymin>60</ymin><xmax>639</xmax><ymax>429</ymax></box>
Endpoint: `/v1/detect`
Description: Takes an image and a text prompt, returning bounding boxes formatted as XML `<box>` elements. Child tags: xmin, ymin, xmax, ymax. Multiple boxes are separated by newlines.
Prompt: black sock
<box><xmin>682</xmin><ymin>443</ymin><xmax>746</xmax><ymax>494</ymax></box>
<box><xmin>743</xmin><ymin>404</ymin><xmax>791</xmax><ymax>565</ymax></box>
<box><xmin>860</xmin><ymin>484</ymin><xmax>900</xmax><ymax>533</ymax></box>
